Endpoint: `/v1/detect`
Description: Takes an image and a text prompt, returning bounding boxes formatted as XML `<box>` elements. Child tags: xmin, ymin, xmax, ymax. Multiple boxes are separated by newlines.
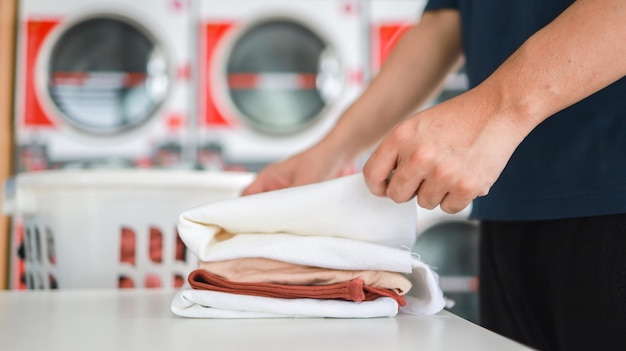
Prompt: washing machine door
<box><xmin>225</xmin><ymin>19</ymin><xmax>342</xmax><ymax>134</ymax></box>
<box><xmin>46</xmin><ymin>16</ymin><xmax>168</xmax><ymax>135</ymax></box>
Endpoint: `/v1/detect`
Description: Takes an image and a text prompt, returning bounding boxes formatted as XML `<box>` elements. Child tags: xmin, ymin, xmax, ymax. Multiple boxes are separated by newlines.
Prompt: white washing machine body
<box><xmin>366</xmin><ymin>0</ymin><xmax>426</xmax><ymax>76</ymax></box>
<box><xmin>196</xmin><ymin>0</ymin><xmax>366</xmax><ymax>170</ymax></box>
<box><xmin>14</xmin><ymin>0</ymin><xmax>194</xmax><ymax>171</ymax></box>
<box><xmin>367</xmin><ymin>0</ymin><xmax>467</xmax><ymax>107</ymax></box>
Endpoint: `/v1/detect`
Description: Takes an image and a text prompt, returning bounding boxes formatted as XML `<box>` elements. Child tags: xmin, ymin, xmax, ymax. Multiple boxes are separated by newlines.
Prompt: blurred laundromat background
<box><xmin>3</xmin><ymin>0</ymin><xmax>477</xmax><ymax>322</ymax></box>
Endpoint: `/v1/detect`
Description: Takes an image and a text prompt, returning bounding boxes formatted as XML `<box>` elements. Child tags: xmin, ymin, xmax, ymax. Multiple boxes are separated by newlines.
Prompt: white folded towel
<box><xmin>171</xmin><ymin>290</ymin><xmax>400</xmax><ymax>318</ymax></box>
<box><xmin>174</xmin><ymin>173</ymin><xmax>446</xmax><ymax>318</ymax></box>
<box><xmin>178</xmin><ymin>173</ymin><xmax>417</xmax><ymax>252</ymax></box>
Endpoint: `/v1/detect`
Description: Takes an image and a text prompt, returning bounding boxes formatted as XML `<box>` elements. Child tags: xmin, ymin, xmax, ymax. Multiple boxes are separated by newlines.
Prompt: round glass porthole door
<box><xmin>226</xmin><ymin>19</ymin><xmax>342</xmax><ymax>134</ymax></box>
<box><xmin>46</xmin><ymin>17</ymin><xmax>168</xmax><ymax>135</ymax></box>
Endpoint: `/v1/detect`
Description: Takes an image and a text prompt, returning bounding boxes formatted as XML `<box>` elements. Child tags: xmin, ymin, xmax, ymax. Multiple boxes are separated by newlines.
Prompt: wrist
<box><xmin>471</xmin><ymin>78</ymin><xmax>543</xmax><ymax>144</ymax></box>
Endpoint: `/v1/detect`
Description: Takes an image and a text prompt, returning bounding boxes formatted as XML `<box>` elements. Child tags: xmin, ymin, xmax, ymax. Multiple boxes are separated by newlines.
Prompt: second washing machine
<box><xmin>366</xmin><ymin>0</ymin><xmax>426</xmax><ymax>76</ymax></box>
<box><xmin>196</xmin><ymin>0</ymin><xmax>366</xmax><ymax>171</ymax></box>
<box><xmin>366</xmin><ymin>0</ymin><xmax>468</xmax><ymax>107</ymax></box>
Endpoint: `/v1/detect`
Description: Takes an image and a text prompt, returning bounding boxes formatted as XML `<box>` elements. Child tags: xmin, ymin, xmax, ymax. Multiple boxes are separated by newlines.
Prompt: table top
<box><xmin>0</xmin><ymin>289</ymin><xmax>532</xmax><ymax>351</ymax></box>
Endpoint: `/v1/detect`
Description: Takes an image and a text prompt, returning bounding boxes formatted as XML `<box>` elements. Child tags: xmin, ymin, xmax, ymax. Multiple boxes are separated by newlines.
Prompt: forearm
<box><xmin>319</xmin><ymin>9</ymin><xmax>463</xmax><ymax>161</ymax></box>
<box><xmin>475</xmin><ymin>0</ymin><xmax>626</xmax><ymax>137</ymax></box>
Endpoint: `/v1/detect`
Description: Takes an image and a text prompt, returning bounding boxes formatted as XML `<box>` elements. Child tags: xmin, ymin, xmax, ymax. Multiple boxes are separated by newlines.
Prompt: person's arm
<box><xmin>364</xmin><ymin>0</ymin><xmax>626</xmax><ymax>213</ymax></box>
<box><xmin>242</xmin><ymin>9</ymin><xmax>462</xmax><ymax>195</ymax></box>
<box><xmin>319</xmin><ymin>8</ymin><xmax>463</xmax><ymax>161</ymax></box>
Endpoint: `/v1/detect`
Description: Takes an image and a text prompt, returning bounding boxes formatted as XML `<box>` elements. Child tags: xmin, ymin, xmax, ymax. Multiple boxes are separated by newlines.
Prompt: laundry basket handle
<box><xmin>2</xmin><ymin>176</ymin><xmax>37</xmax><ymax>215</ymax></box>
<box><xmin>1</xmin><ymin>177</ymin><xmax>16</xmax><ymax>215</ymax></box>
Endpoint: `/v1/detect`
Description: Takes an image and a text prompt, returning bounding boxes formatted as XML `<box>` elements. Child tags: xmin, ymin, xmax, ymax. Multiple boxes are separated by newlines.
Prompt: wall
<box><xmin>0</xmin><ymin>0</ymin><xmax>18</xmax><ymax>289</ymax></box>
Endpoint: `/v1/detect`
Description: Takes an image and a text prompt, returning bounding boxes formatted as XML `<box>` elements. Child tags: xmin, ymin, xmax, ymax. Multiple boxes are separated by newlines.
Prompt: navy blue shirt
<box><xmin>424</xmin><ymin>0</ymin><xmax>626</xmax><ymax>220</ymax></box>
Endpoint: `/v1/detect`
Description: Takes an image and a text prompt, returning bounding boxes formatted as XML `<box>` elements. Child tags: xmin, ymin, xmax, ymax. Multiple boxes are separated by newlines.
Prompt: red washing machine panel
<box><xmin>373</xmin><ymin>23</ymin><xmax>412</xmax><ymax>72</ymax></box>
<box><xmin>23</xmin><ymin>19</ymin><xmax>59</xmax><ymax>128</ymax></box>
<box><xmin>200</xmin><ymin>22</ymin><xmax>233</xmax><ymax>128</ymax></box>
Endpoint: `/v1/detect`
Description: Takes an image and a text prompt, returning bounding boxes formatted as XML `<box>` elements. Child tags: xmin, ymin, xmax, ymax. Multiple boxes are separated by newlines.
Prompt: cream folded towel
<box><xmin>197</xmin><ymin>257</ymin><xmax>412</xmax><ymax>294</ymax></box>
<box><xmin>174</xmin><ymin>173</ymin><xmax>446</xmax><ymax>317</ymax></box>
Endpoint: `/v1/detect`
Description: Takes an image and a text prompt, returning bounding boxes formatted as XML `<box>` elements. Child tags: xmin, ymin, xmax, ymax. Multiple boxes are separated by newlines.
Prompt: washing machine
<box><xmin>196</xmin><ymin>0</ymin><xmax>366</xmax><ymax>171</ymax></box>
<box><xmin>14</xmin><ymin>0</ymin><xmax>194</xmax><ymax>172</ymax></box>
<box><xmin>366</xmin><ymin>0</ymin><xmax>467</xmax><ymax>106</ymax></box>
<box><xmin>366</xmin><ymin>0</ymin><xmax>426</xmax><ymax>76</ymax></box>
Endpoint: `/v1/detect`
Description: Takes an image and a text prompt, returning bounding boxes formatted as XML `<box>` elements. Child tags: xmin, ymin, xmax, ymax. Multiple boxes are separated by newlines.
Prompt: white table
<box><xmin>0</xmin><ymin>289</ymin><xmax>532</xmax><ymax>351</ymax></box>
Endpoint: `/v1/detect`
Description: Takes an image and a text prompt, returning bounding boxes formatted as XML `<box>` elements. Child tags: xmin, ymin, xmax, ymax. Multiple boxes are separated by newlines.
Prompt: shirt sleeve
<box><xmin>424</xmin><ymin>0</ymin><xmax>459</xmax><ymax>11</ymax></box>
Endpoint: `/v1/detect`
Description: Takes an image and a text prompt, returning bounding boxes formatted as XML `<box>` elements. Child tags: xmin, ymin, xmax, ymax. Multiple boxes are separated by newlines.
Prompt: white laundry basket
<box><xmin>2</xmin><ymin>169</ymin><xmax>255</xmax><ymax>289</ymax></box>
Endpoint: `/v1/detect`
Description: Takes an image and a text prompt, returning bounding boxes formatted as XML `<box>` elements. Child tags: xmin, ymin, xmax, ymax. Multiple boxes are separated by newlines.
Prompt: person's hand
<box><xmin>241</xmin><ymin>143</ymin><xmax>354</xmax><ymax>196</ymax></box>
<box><xmin>363</xmin><ymin>91</ymin><xmax>526</xmax><ymax>214</ymax></box>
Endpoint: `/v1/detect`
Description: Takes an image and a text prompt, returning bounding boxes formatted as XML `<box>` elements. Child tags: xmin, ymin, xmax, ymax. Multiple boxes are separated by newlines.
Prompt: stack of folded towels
<box><xmin>170</xmin><ymin>173</ymin><xmax>446</xmax><ymax>318</ymax></box>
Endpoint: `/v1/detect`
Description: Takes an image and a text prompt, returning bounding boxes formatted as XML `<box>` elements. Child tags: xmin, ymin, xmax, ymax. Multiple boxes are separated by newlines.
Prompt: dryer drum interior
<box><xmin>224</xmin><ymin>19</ymin><xmax>342</xmax><ymax>135</ymax></box>
<box><xmin>45</xmin><ymin>16</ymin><xmax>169</xmax><ymax>135</ymax></box>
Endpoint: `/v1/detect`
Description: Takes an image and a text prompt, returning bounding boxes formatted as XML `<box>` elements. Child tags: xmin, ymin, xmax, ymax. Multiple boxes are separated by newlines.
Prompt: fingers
<box><xmin>240</xmin><ymin>180</ymin><xmax>265</xmax><ymax>196</ymax></box>
<box><xmin>363</xmin><ymin>130</ymin><xmax>487</xmax><ymax>211</ymax></box>
<box><xmin>438</xmin><ymin>177</ymin><xmax>489</xmax><ymax>213</ymax></box>
<box><xmin>418</xmin><ymin>174</ymin><xmax>484</xmax><ymax>213</ymax></box>
<box><xmin>413</xmin><ymin>159</ymin><xmax>460</xmax><ymax>209</ymax></box>
<box><xmin>438</xmin><ymin>192</ymin><xmax>474</xmax><ymax>214</ymax></box>
<box><xmin>413</xmin><ymin>178</ymin><xmax>445</xmax><ymax>210</ymax></box>
<box><xmin>364</xmin><ymin>130</ymin><xmax>431</xmax><ymax>203</ymax></box>
<box><xmin>241</xmin><ymin>173</ymin><xmax>291</xmax><ymax>196</ymax></box>
<box><xmin>386</xmin><ymin>167</ymin><xmax>423</xmax><ymax>203</ymax></box>
<box><xmin>362</xmin><ymin>141</ymin><xmax>398</xmax><ymax>197</ymax></box>
<box><xmin>363</xmin><ymin>142</ymin><xmax>425</xmax><ymax>204</ymax></box>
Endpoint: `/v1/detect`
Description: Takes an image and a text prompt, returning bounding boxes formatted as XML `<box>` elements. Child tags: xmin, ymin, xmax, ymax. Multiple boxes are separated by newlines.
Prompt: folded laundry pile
<box><xmin>170</xmin><ymin>173</ymin><xmax>446</xmax><ymax>318</ymax></box>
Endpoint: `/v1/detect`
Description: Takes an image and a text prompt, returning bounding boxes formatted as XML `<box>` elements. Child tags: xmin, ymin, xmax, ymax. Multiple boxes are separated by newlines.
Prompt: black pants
<box><xmin>479</xmin><ymin>214</ymin><xmax>626</xmax><ymax>351</ymax></box>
